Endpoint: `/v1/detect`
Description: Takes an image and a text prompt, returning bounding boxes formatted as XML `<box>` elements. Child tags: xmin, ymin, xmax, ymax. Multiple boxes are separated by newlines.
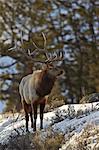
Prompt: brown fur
<box><xmin>23</xmin><ymin>101</ymin><xmax>32</xmax><ymax>114</ymax></box>
<box><xmin>36</xmin><ymin>69</ymin><xmax>56</xmax><ymax>97</ymax></box>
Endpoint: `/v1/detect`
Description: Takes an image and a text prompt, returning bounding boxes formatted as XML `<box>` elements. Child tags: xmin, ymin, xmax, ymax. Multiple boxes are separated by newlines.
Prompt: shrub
<box><xmin>63</xmin><ymin>124</ymin><xmax>99</xmax><ymax>150</ymax></box>
<box><xmin>0</xmin><ymin>129</ymin><xmax>65</xmax><ymax>150</ymax></box>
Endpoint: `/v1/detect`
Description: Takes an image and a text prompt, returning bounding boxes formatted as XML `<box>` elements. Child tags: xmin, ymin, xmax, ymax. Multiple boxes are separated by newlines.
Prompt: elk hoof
<box><xmin>26</xmin><ymin>129</ymin><xmax>29</xmax><ymax>132</ymax></box>
<box><xmin>33</xmin><ymin>128</ymin><xmax>36</xmax><ymax>132</ymax></box>
<box><xmin>40</xmin><ymin>127</ymin><xmax>43</xmax><ymax>130</ymax></box>
<box><xmin>31</xmin><ymin>124</ymin><xmax>34</xmax><ymax>128</ymax></box>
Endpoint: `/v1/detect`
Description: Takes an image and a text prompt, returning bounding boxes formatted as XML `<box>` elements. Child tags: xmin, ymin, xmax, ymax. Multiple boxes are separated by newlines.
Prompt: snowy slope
<box><xmin>0</xmin><ymin>102</ymin><xmax>99</xmax><ymax>149</ymax></box>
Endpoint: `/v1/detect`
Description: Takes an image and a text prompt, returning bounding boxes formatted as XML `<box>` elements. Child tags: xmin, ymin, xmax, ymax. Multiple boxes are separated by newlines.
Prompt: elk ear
<box><xmin>42</xmin><ymin>64</ymin><xmax>48</xmax><ymax>70</ymax></box>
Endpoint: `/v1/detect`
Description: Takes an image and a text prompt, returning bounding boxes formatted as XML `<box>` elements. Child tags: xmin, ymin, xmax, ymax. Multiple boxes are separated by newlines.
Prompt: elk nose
<box><xmin>60</xmin><ymin>70</ymin><xmax>64</xmax><ymax>74</ymax></box>
<box><xmin>57</xmin><ymin>70</ymin><xmax>64</xmax><ymax>76</ymax></box>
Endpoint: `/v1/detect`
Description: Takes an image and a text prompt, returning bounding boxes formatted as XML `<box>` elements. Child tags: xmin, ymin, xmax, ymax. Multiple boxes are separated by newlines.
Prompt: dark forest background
<box><xmin>0</xmin><ymin>0</ymin><xmax>99</xmax><ymax>112</ymax></box>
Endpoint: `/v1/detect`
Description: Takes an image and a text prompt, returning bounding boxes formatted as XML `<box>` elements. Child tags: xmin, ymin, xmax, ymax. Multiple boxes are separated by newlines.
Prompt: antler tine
<box><xmin>28</xmin><ymin>49</ymin><xmax>40</xmax><ymax>57</ymax></box>
<box><xmin>32</xmin><ymin>32</ymin><xmax>50</xmax><ymax>60</ymax></box>
<box><xmin>32</xmin><ymin>41</ymin><xmax>41</xmax><ymax>51</ymax></box>
<box><xmin>8</xmin><ymin>31</ymin><xmax>24</xmax><ymax>51</ymax></box>
<box><xmin>46</xmin><ymin>51</ymin><xmax>65</xmax><ymax>63</ymax></box>
<box><xmin>32</xmin><ymin>37</ymin><xmax>47</xmax><ymax>56</ymax></box>
<box><xmin>32</xmin><ymin>32</ymin><xmax>46</xmax><ymax>51</ymax></box>
<box><xmin>57</xmin><ymin>51</ymin><xmax>65</xmax><ymax>60</ymax></box>
<box><xmin>42</xmin><ymin>32</ymin><xmax>46</xmax><ymax>49</ymax></box>
<box><xmin>28</xmin><ymin>49</ymin><xmax>31</xmax><ymax>55</ymax></box>
<box><xmin>42</xmin><ymin>32</ymin><xmax>49</xmax><ymax>60</ymax></box>
<box><xmin>56</xmin><ymin>51</ymin><xmax>64</xmax><ymax>61</ymax></box>
<box><xmin>27</xmin><ymin>49</ymin><xmax>50</xmax><ymax>63</ymax></box>
<box><xmin>27</xmin><ymin>49</ymin><xmax>49</xmax><ymax>64</ymax></box>
<box><xmin>8</xmin><ymin>39</ymin><xmax>17</xmax><ymax>51</ymax></box>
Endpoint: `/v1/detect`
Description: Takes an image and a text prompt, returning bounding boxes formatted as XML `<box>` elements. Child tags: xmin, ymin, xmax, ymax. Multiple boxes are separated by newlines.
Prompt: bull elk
<box><xmin>9</xmin><ymin>33</ymin><xmax>64</xmax><ymax>132</ymax></box>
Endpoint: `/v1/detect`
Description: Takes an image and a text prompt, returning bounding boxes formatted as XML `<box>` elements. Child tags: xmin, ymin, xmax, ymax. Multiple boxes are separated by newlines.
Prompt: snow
<box><xmin>53</xmin><ymin>110</ymin><xmax>99</xmax><ymax>132</ymax></box>
<box><xmin>0</xmin><ymin>102</ymin><xmax>99</xmax><ymax>149</ymax></box>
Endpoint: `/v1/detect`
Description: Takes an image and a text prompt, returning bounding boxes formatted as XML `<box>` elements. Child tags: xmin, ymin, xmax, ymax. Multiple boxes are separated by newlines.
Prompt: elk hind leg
<box><xmin>23</xmin><ymin>101</ymin><xmax>30</xmax><ymax>132</ymax></box>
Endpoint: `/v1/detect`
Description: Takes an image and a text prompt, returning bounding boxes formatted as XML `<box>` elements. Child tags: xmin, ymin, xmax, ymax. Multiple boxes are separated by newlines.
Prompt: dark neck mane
<box><xmin>36</xmin><ymin>69</ymin><xmax>56</xmax><ymax>97</ymax></box>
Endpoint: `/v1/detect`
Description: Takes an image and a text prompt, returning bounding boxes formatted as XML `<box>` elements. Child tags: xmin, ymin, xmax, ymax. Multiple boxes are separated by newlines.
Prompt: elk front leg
<box><xmin>25</xmin><ymin>112</ymin><xmax>29</xmax><ymax>132</ymax></box>
<box><xmin>40</xmin><ymin>100</ymin><xmax>45</xmax><ymax>130</ymax></box>
<box><xmin>30</xmin><ymin>111</ymin><xmax>33</xmax><ymax>128</ymax></box>
<box><xmin>33</xmin><ymin>102</ymin><xmax>38</xmax><ymax>131</ymax></box>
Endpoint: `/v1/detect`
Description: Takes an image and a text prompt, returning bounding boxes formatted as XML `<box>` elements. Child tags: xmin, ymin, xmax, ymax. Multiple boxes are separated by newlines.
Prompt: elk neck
<box><xmin>36</xmin><ymin>68</ymin><xmax>56</xmax><ymax>98</ymax></box>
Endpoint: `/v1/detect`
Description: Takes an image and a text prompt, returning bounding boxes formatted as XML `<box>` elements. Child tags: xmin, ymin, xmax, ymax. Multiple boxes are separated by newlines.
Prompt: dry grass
<box><xmin>63</xmin><ymin>124</ymin><xmax>99</xmax><ymax>150</ymax></box>
<box><xmin>0</xmin><ymin>128</ymin><xmax>65</xmax><ymax>150</ymax></box>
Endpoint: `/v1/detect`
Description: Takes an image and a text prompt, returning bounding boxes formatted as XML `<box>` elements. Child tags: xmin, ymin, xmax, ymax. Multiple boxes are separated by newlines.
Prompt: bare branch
<box><xmin>0</xmin><ymin>61</ymin><xmax>18</xmax><ymax>69</ymax></box>
<box><xmin>20</xmin><ymin>31</ymin><xmax>24</xmax><ymax>45</ymax></box>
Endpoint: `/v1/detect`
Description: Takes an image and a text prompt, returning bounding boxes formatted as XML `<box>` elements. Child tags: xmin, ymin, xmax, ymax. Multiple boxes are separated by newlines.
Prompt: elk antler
<box><xmin>8</xmin><ymin>32</ymin><xmax>65</xmax><ymax>64</ymax></box>
<box><xmin>48</xmin><ymin>51</ymin><xmax>64</xmax><ymax>62</ymax></box>
<box><xmin>30</xmin><ymin>32</ymin><xmax>65</xmax><ymax>63</ymax></box>
<box><xmin>32</xmin><ymin>32</ymin><xmax>49</xmax><ymax>60</ymax></box>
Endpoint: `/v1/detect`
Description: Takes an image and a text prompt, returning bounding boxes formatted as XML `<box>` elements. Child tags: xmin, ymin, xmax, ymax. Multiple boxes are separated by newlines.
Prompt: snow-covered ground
<box><xmin>0</xmin><ymin>102</ymin><xmax>99</xmax><ymax>149</ymax></box>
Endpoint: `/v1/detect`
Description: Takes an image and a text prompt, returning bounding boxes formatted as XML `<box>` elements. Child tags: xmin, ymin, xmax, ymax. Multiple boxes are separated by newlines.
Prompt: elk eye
<box><xmin>60</xmin><ymin>70</ymin><xmax>63</xmax><ymax>74</ymax></box>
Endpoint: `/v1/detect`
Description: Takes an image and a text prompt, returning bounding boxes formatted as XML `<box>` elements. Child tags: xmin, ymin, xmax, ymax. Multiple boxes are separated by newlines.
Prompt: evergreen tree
<box><xmin>0</xmin><ymin>0</ymin><xmax>98</xmax><ymax>111</ymax></box>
